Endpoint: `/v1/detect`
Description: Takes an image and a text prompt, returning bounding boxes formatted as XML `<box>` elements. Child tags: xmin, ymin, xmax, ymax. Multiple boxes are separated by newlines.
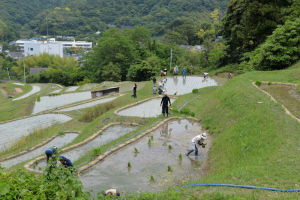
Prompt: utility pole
<box><xmin>23</xmin><ymin>59</ymin><xmax>26</xmax><ymax>84</ymax></box>
<box><xmin>169</xmin><ymin>48</ymin><xmax>173</xmax><ymax>71</ymax></box>
<box><xmin>6</xmin><ymin>68</ymin><xmax>11</xmax><ymax>80</ymax></box>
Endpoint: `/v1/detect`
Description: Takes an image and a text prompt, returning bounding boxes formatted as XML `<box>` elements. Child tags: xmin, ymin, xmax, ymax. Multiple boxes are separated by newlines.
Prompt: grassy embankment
<box><xmin>130</xmin><ymin>67</ymin><xmax>300</xmax><ymax>199</ymax></box>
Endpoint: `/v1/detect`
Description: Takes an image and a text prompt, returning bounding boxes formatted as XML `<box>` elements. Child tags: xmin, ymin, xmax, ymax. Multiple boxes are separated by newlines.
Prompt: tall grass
<box><xmin>79</xmin><ymin>102</ymin><xmax>116</xmax><ymax>122</ymax></box>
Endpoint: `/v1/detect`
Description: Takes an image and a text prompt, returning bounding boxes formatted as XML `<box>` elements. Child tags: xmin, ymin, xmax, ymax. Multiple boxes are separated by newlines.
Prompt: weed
<box><xmin>178</xmin><ymin>154</ymin><xmax>182</xmax><ymax>160</ymax></box>
<box><xmin>268</xmin><ymin>82</ymin><xmax>272</xmax><ymax>85</ymax></box>
<box><xmin>255</xmin><ymin>80</ymin><xmax>262</xmax><ymax>86</ymax></box>
<box><xmin>58</xmin><ymin>131</ymin><xmax>65</xmax><ymax>135</ymax></box>
<box><xmin>150</xmin><ymin>135</ymin><xmax>153</xmax><ymax>141</ymax></box>
<box><xmin>185</xmin><ymin>124</ymin><xmax>188</xmax><ymax>129</ymax></box>
<box><xmin>79</xmin><ymin>102</ymin><xmax>116</xmax><ymax>122</ymax></box>
<box><xmin>128</xmin><ymin>162</ymin><xmax>131</xmax><ymax>168</ymax></box>
<box><xmin>92</xmin><ymin>148</ymin><xmax>102</xmax><ymax>156</ymax></box>
<box><xmin>192</xmin><ymin>88</ymin><xmax>199</xmax><ymax>93</ymax></box>
<box><xmin>148</xmin><ymin>139</ymin><xmax>151</xmax><ymax>146</ymax></box>
<box><xmin>168</xmin><ymin>145</ymin><xmax>173</xmax><ymax>150</ymax></box>
<box><xmin>167</xmin><ymin>165</ymin><xmax>172</xmax><ymax>172</ymax></box>
<box><xmin>134</xmin><ymin>147</ymin><xmax>139</xmax><ymax>154</ymax></box>
<box><xmin>37</xmin><ymin>96</ymin><xmax>40</xmax><ymax>102</ymax></box>
<box><xmin>150</xmin><ymin>175</ymin><xmax>155</xmax><ymax>182</ymax></box>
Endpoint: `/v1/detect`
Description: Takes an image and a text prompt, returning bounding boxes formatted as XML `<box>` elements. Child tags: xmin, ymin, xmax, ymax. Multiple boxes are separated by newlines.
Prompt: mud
<box><xmin>13</xmin><ymin>85</ymin><xmax>41</xmax><ymax>101</ymax></box>
<box><xmin>35</xmin><ymin>125</ymin><xmax>137</xmax><ymax>169</ymax></box>
<box><xmin>0</xmin><ymin>114</ymin><xmax>72</xmax><ymax>152</ymax></box>
<box><xmin>117</xmin><ymin>98</ymin><xmax>176</xmax><ymax>118</ymax></box>
<box><xmin>80</xmin><ymin>119</ymin><xmax>209</xmax><ymax>196</ymax></box>
<box><xmin>32</xmin><ymin>91</ymin><xmax>92</xmax><ymax>114</ymax></box>
<box><xmin>0</xmin><ymin>133</ymin><xmax>78</xmax><ymax>168</ymax></box>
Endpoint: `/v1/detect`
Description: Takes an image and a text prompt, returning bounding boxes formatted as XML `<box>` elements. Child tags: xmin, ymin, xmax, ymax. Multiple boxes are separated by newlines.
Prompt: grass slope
<box><xmin>132</xmin><ymin>69</ymin><xmax>300</xmax><ymax>199</ymax></box>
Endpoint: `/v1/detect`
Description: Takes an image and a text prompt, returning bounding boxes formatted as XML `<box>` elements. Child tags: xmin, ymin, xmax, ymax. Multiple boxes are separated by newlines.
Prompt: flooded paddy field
<box><xmin>163</xmin><ymin>76</ymin><xmax>218</xmax><ymax>95</ymax></box>
<box><xmin>58</xmin><ymin>96</ymin><xmax>119</xmax><ymax>112</ymax></box>
<box><xmin>35</xmin><ymin>124</ymin><xmax>137</xmax><ymax>169</ymax></box>
<box><xmin>80</xmin><ymin>119</ymin><xmax>208</xmax><ymax>196</ymax></box>
<box><xmin>0</xmin><ymin>114</ymin><xmax>72</xmax><ymax>152</ymax></box>
<box><xmin>13</xmin><ymin>85</ymin><xmax>41</xmax><ymax>101</ymax></box>
<box><xmin>0</xmin><ymin>133</ymin><xmax>78</xmax><ymax>168</ymax></box>
<box><xmin>261</xmin><ymin>84</ymin><xmax>300</xmax><ymax>119</ymax></box>
<box><xmin>32</xmin><ymin>91</ymin><xmax>92</xmax><ymax>114</ymax></box>
<box><xmin>65</xmin><ymin>86</ymin><xmax>79</xmax><ymax>92</ymax></box>
<box><xmin>117</xmin><ymin>98</ymin><xmax>176</xmax><ymax>118</ymax></box>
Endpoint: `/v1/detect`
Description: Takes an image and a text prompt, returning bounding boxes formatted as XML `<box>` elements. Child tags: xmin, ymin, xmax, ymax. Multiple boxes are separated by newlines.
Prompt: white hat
<box><xmin>201</xmin><ymin>132</ymin><xmax>207</xmax><ymax>139</ymax></box>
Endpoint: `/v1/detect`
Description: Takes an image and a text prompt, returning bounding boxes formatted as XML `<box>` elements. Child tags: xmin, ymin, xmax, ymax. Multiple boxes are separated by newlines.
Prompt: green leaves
<box><xmin>0</xmin><ymin>182</ymin><xmax>10</xmax><ymax>196</ymax></box>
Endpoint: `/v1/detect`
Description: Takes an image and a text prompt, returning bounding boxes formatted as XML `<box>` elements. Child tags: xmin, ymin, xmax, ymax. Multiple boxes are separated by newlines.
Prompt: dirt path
<box><xmin>15</xmin><ymin>88</ymin><xmax>23</xmax><ymax>94</ymax></box>
<box><xmin>0</xmin><ymin>88</ymin><xmax>8</xmax><ymax>98</ymax></box>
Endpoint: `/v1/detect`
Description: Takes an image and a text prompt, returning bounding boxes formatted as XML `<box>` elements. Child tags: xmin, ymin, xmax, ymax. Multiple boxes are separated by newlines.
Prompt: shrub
<box><xmin>255</xmin><ymin>81</ymin><xmax>262</xmax><ymax>86</ymax></box>
<box><xmin>192</xmin><ymin>89</ymin><xmax>199</xmax><ymax>94</ymax></box>
<box><xmin>167</xmin><ymin>165</ymin><xmax>172</xmax><ymax>172</ymax></box>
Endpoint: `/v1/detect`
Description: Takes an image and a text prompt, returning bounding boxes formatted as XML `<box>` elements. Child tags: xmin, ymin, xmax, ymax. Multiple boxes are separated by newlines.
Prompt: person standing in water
<box><xmin>160</xmin><ymin>92</ymin><xmax>171</xmax><ymax>117</ymax></box>
<box><xmin>186</xmin><ymin>133</ymin><xmax>207</xmax><ymax>156</ymax></box>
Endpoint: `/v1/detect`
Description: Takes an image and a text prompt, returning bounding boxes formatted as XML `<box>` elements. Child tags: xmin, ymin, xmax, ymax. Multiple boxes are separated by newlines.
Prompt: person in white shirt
<box><xmin>186</xmin><ymin>132</ymin><xmax>207</xmax><ymax>156</ymax></box>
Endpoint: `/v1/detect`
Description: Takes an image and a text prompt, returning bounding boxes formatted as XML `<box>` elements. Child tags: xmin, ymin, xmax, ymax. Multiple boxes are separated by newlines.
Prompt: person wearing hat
<box><xmin>160</xmin><ymin>92</ymin><xmax>171</xmax><ymax>117</ymax></box>
<box><xmin>59</xmin><ymin>156</ymin><xmax>73</xmax><ymax>168</ymax></box>
<box><xmin>104</xmin><ymin>188</ymin><xmax>120</xmax><ymax>196</ymax></box>
<box><xmin>45</xmin><ymin>146</ymin><xmax>57</xmax><ymax>162</ymax></box>
<box><xmin>186</xmin><ymin>133</ymin><xmax>207</xmax><ymax>156</ymax></box>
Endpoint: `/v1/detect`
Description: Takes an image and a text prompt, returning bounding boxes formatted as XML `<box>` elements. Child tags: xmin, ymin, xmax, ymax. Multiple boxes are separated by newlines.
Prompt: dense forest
<box><xmin>0</xmin><ymin>0</ymin><xmax>228</xmax><ymax>42</ymax></box>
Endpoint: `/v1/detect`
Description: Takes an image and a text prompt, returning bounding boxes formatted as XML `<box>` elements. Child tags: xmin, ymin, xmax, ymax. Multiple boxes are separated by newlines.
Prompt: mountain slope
<box><xmin>1</xmin><ymin>0</ymin><xmax>228</xmax><ymax>41</ymax></box>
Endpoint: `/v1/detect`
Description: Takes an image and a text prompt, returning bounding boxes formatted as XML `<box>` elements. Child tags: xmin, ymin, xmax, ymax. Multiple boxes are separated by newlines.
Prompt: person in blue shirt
<box><xmin>45</xmin><ymin>146</ymin><xmax>57</xmax><ymax>162</ymax></box>
<box><xmin>59</xmin><ymin>156</ymin><xmax>73</xmax><ymax>167</ymax></box>
<box><xmin>182</xmin><ymin>68</ymin><xmax>187</xmax><ymax>78</ymax></box>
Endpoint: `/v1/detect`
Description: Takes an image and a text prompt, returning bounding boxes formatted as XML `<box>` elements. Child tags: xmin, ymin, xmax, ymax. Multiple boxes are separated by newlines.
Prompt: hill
<box><xmin>0</xmin><ymin>0</ymin><xmax>228</xmax><ymax>41</ymax></box>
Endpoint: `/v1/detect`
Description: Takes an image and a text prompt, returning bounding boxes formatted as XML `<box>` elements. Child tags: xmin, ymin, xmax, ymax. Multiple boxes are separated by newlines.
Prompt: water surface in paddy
<box><xmin>58</xmin><ymin>96</ymin><xmax>119</xmax><ymax>112</ymax></box>
<box><xmin>0</xmin><ymin>133</ymin><xmax>78</xmax><ymax>168</ymax></box>
<box><xmin>65</xmin><ymin>86</ymin><xmax>79</xmax><ymax>92</ymax></box>
<box><xmin>32</xmin><ymin>91</ymin><xmax>91</xmax><ymax>114</ymax></box>
<box><xmin>163</xmin><ymin>76</ymin><xmax>217</xmax><ymax>95</ymax></box>
<box><xmin>35</xmin><ymin>125</ymin><xmax>137</xmax><ymax>169</ymax></box>
<box><xmin>13</xmin><ymin>85</ymin><xmax>41</xmax><ymax>101</ymax></box>
<box><xmin>117</xmin><ymin>98</ymin><xmax>175</xmax><ymax>118</ymax></box>
<box><xmin>80</xmin><ymin>119</ymin><xmax>208</xmax><ymax>196</ymax></box>
<box><xmin>0</xmin><ymin>114</ymin><xmax>72</xmax><ymax>152</ymax></box>
<box><xmin>261</xmin><ymin>84</ymin><xmax>300</xmax><ymax>119</ymax></box>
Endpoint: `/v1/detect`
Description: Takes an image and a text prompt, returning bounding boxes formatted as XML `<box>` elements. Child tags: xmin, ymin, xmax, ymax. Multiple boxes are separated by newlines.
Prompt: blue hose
<box><xmin>182</xmin><ymin>184</ymin><xmax>300</xmax><ymax>192</ymax></box>
<box><xmin>178</xmin><ymin>94</ymin><xmax>201</xmax><ymax>111</ymax></box>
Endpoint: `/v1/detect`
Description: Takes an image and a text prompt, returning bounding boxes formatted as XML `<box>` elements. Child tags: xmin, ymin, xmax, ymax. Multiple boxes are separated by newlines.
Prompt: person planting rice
<box><xmin>186</xmin><ymin>133</ymin><xmax>207</xmax><ymax>156</ymax></box>
<box><xmin>45</xmin><ymin>146</ymin><xmax>57</xmax><ymax>162</ymax></box>
<box><xmin>104</xmin><ymin>188</ymin><xmax>121</xmax><ymax>196</ymax></box>
<box><xmin>160</xmin><ymin>92</ymin><xmax>171</xmax><ymax>117</ymax></box>
<box><xmin>59</xmin><ymin>156</ymin><xmax>73</xmax><ymax>167</ymax></box>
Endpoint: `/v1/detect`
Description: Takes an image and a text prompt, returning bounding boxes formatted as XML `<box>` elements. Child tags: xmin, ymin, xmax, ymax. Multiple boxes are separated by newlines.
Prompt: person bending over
<box><xmin>186</xmin><ymin>133</ymin><xmax>207</xmax><ymax>156</ymax></box>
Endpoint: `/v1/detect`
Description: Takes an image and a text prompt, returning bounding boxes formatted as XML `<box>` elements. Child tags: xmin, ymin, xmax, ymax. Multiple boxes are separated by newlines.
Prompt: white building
<box><xmin>18</xmin><ymin>38</ymin><xmax>92</xmax><ymax>58</ymax></box>
<box><xmin>24</xmin><ymin>40</ymin><xmax>64</xmax><ymax>57</ymax></box>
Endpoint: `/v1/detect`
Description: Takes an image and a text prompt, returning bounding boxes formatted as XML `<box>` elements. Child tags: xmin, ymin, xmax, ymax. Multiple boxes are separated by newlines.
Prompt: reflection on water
<box><xmin>35</xmin><ymin>125</ymin><xmax>137</xmax><ymax>169</ymax></box>
<box><xmin>32</xmin><ymin>92</ymin><xmax>92</xmax><ymax>114</ymax></box>
<box><xmin>80</xmin><ymin>119</ymin><xmax>208</xmax><ymax>196</ymax></box>
<box><xmin>0</xmin><ymin>133</ymin><xmax>78</xmax><ymax>168</ymax></box>
<box><xmin>0</xmin><ymin>114</ymin><xmax>72</xmax><ymax>152</ymax></box>
<box><xmin>164</xmin><ymin>76</ymin><xmax>217</xmax><ymax>95</ymax></box>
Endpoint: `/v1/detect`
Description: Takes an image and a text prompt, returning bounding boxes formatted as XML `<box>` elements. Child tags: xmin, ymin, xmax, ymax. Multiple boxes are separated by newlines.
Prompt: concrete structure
<box><xmin>30</xmin><ymin>68</ymin><xmax>49</xmax><ymax>75</ymax></box>
<box><xmin>179</xmin><ymin>45</ymin><xmax>206</xmax><ymax>52</ymax></box>
<box><xmin>91</xmin><ymin>87</ymin><xmax>120</xmax><ymax>98</ymax></box>
<box><xmin>16</xmin><ymin>38</ymin><xmax>92</xmax><ymax>58</ymax></box>
<box><xmin>0</xmin><ymin>45</ymin><xmax>2</xmax><ymax>53</ymax></box>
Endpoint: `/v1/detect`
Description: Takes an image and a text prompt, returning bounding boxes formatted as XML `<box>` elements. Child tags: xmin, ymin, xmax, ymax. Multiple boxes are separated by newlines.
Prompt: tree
<box><xmin>222</xmin><ymin>0</ymin><xmax>293</xmax><ymax>63</ymax></box>
<box><xmin>245</xmin><ymin>18</ymin><xmax>300</xmax><ymax>70</ymax></box>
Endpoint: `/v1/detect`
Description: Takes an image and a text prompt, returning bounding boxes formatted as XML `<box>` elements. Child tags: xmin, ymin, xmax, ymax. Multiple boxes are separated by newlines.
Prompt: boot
<box><xmin>186</xmin><ymin>150</ymin><xmax>193</xmax><ymax>156</ymax></box>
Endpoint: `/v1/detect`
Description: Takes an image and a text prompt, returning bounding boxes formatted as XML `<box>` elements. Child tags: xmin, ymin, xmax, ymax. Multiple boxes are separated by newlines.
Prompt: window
<box><xmin>30</xmin><ymin>48</ymin><xmax>33</xmax><ymax>51</ymax></box>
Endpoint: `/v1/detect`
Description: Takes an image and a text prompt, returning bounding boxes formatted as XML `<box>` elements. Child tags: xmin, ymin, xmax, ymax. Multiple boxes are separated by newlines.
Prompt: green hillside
<box><xmin>0</xmin><ymin>0</ymin><xmax>228</xmax><ymax>41</ymax></box>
